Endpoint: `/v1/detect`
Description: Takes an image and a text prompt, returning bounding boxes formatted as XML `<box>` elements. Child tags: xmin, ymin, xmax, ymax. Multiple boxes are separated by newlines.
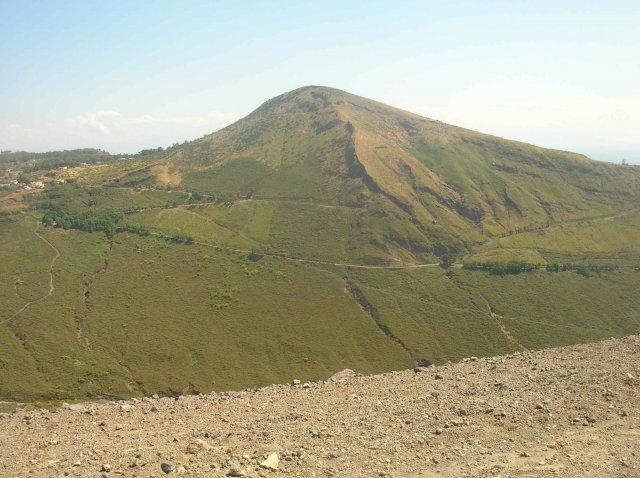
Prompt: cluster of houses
<box><xmin>1</xmin><ymin>176</ymin><xmax>66</xmax><ymax>191</ymax></box>
<box><xmin>22</xmin><ymin>180</ymin><xmax>46</xmax><ymax>190</ymax></box>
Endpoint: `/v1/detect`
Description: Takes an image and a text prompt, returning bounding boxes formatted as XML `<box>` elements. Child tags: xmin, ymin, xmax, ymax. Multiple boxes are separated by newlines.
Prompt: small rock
<box><xmin>260</xmin><ymin>452</ymin><xmax>279</xmax><ymax>470</ymax></box>
<box><xmin>291</xmin><ymin>379</ymin><xmax>301</xmax><ymax>385</ymax></box>
<box><xmin>101</xmin><ymin>464</ymin><xmax>111</xmax><ymax>472</ymax></box>
<box><xmin>120</xmin><ymin>404</ymin><xmax>134</xmax><ymax>412</ymax></box>
<box><xmin>228</xmin><ymin>466</ymin><xmax>246</xmax><ymax>477</ymax></box>
<box><xmin>160</xmin><ymin>462</ymin><xmax>174</xmax><ymax>474</ymax></box>
<box><xmin>434</xmin><ymin>373</ymin><xmax>444</xmax><ymax>380</ymax></box>
<box><xmin>186</xmin><ymin>438</ymin><xmax>212</xmax><ymax>454</ymax></box>
<box><xmin>328</xmin><ymin>369</ymin><xmax>357</xmax><ymax>383</ymax></box>
<box><xmin>68</xmin><ymin>403</ymin><xmax>86</xmax><ymax>412</ymax></box>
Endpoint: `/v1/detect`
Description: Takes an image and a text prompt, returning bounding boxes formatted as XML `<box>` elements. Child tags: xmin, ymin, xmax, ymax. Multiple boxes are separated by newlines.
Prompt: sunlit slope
<box><xmin>2</xmin><ymin>87</ymin><xmax>640</xmax><ymax>402</ymax></box>
<box><xmin>124</xmin><ymin>86</ymin><xmax>640</xmax><ymax>263</ymax></box>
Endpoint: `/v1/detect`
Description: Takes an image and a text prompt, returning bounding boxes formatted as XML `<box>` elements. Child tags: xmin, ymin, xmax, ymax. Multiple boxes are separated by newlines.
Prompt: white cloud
<box><xmin>0</xmin><ymin>110</ymin><xmax>243</xmax><ymax>154</ymax></box>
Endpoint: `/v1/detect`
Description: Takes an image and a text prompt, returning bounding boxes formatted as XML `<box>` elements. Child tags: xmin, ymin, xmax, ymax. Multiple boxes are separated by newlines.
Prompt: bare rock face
<box><xmin>0</xmin><ymin>336</ymin><xmax>639</xmax><ymax>477</ymax></box>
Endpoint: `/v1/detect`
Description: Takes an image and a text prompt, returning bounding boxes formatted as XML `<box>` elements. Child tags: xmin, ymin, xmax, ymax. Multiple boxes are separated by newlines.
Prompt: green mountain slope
<box><xmin>1</xmin><ymin>86</ymin><xmax>640</xmax><ymax>403</ymax></box>
<box><xmin>123</xmin><ymin>86</ymin><xmax>640</xmax><ymax>264</ymax></box>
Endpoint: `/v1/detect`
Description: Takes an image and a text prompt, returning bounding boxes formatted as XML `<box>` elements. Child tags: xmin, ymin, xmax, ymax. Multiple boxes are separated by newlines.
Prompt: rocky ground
<box><xmin>0</xmin><ymin>336</ymin><xmax>638</xmax><ymax>478</ymax></box>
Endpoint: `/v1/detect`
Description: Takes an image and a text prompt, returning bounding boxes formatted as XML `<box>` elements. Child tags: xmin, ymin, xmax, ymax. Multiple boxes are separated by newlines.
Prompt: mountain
<box><xmin>119</xmin><ymin>86</ymin><xmax>640</xmax><ymax>264</ymax></box>
<box><xmin>1</xmin><ymin>86</ymin><xmax>640</xmax><ymax>403</ymax></box>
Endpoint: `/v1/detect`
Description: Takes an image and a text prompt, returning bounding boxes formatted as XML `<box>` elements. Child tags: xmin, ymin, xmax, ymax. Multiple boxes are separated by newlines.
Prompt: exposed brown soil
<box><xmin>0</xmin><ymin>336</ymin><xmax>638</xmax><ymax>477</ymax></box>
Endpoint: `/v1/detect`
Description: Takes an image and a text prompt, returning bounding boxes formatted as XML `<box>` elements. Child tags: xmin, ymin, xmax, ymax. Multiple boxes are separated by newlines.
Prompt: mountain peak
<box><xmin>249</xmin><ymin>85</ymin><xmax>348</xmax><ymax>117</ymax></box>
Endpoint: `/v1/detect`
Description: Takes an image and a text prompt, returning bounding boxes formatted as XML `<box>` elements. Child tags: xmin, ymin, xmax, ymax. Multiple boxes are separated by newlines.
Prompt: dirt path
<box><xmin>284</xmin><ymin>256</ymin><xmax>441</xmax><ymax>269</ymax></box>
<box><xmin>0</xmin><ymin>223</ymin><xmax>60</xmax><ymax>326</ymax></box>
<box><xmin>196</xmin><ymin>238</ymin><xmax>441</xmax><ymax>270</ymax></box>
<box><xmin>140</xmin><ymin>230</ymin><xmax>442</xmax><ymax>270</ymax></box>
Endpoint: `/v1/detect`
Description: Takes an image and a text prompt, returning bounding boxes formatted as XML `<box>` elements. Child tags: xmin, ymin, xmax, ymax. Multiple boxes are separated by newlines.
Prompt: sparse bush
<box><xmin>440</xmin><ymin>253</ymin><xmax>458</xmax><ymax>268</ymax></box>
<box><xmin>248</xmin><ymin>250</ymin><xmax>264</xmax><ymax>262</ymax></box>
<box><xmin>463</xmin><ymin>260</ymin><xmax>541</xmax><ymax>275</ymax></box>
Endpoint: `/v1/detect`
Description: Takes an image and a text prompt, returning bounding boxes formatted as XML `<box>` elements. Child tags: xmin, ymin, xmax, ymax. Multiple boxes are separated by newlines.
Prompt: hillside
<box><xmin>120</xmin><ymin>86</ymin><xmax>640</xmax><ymax>264</ymax></box>
<box><xmin>0</xmin><ymin>149</ymin><xmax>116</xmax><ymax>172</ymax></box>
<box><xmin>1</xmin><ymin>86</ymin><xmax>639</xmax><ymax>402</ymax></box>
<box><xmin>0</xmin><ymin>336</ymin><xmax>638</xmax><ymax>477</ymax></box>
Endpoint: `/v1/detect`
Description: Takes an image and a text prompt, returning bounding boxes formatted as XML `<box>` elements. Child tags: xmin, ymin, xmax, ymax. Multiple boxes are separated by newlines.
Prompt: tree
<box><xmin>440</xmin><ymin>253</ymin><xmax>457</xmax><ymax>268</ymax></box>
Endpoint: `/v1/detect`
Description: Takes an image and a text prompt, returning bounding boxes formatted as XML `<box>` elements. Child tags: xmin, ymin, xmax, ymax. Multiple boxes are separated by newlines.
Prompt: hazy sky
<box><xmin>1</xmin><ymin>0</ymin><xmax>639</xmax><ymax>163</ymax></box>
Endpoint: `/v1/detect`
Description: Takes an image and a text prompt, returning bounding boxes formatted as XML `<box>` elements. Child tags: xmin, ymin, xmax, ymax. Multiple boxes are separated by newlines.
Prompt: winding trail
<box><xmin>1</xmin><ymin>223</ymin><xmax>60</xmax><ymax>326</ymax></box>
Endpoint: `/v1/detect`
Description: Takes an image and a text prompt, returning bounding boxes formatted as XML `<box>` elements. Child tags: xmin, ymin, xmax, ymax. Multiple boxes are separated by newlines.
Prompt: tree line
<box><xmin>41</xmin><ymin>206</ymin><xmax>195</xmax><ymax>244</ymax></box>
<box><xmin>462</xmin><ymin>259</ymin><xmax>617</xmax><ymax>276</ymax></box>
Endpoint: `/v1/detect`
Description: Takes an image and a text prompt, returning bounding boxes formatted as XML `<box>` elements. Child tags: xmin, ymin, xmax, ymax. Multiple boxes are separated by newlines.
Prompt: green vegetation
<box><xmin>0</xmin><ymin>149</ymin><xmax>115</xmax><ymax>172</ymax></box>
<box><xmin>43</xmin><ymin>207</ymin><xmax>124</xmax><ymax>239</ymax></box>
<box><xmin>1</xmin><ymin>86</ymin><xmax>639</xmax><ymax>402</ymax></box>
<box><xmin>463</xmin><ymin>260</ymin><xmax>542</xmax><ymax>275</ymax></box>
<box><xmin>546</xmin><ymin>262</ymin><xmax>618</xmax><ymax>276</ymax></box>
<box><xmin>453</xmin><ymin>269</ymin><xmax>640</xmax><ymax>350</ymax></box>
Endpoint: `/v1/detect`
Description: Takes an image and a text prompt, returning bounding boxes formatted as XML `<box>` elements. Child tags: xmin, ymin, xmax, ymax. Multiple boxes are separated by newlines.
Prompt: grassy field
<box><xmin>346</xmin><ymin>267</ymin><xmax>515</xmax><ymax>363</ymax></box>
<box><xmin>3</xmin><ymin>208</ymin><xmax>638</xmax><ymax>402</ymax></box>
<box><xmin>1</xmin><ymin>215</ymin><xmax>416</xmax><ymax>401</ymax></box>
<box><xmin>452</xmin><ymin>269</ymin><xmax>640</xmax><ymax>350</ymax></box>
<box><xmin>469</xmin><ymin>209</ymin><xmax>640</xmax><ymax>266</ymax></box>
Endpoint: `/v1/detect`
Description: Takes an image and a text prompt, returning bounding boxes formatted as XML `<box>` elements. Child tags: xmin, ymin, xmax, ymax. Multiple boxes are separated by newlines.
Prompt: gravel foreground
<box><xmin>1</xmin><ymin>336</ymin><xmax>638</xmax><ymax>478</ymax></box>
